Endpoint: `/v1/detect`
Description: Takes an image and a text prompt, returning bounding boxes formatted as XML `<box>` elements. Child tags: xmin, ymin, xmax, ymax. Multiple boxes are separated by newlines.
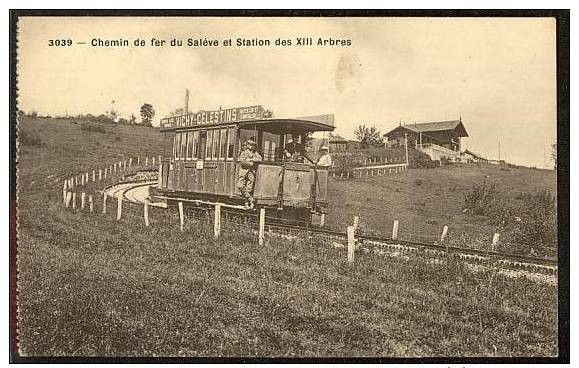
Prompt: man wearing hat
<box><xmin>237</xmin><ymin>139</ymin><xmax>262</xmax><ymax>209</ymax></box>
<box><xmin>316</xmin><ymin>144</ymin><xmax>333</xmax><ymax>167</ymax></box>
<box><xmin>283</xmin><ymin>138</ymin><xmax>296</xmax><ymax>161</ymax></box>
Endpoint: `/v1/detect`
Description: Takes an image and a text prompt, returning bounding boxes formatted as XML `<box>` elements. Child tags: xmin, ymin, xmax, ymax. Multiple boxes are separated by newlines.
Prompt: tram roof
<box><xmin>238</xmin><ymin>117</ymin><xmax>335</xmax><ymax>132</ymax></box>
<box><xmin>165</xmin><ymin>116</ymin><xmax>335</xmax><ymax>133</ymax></box>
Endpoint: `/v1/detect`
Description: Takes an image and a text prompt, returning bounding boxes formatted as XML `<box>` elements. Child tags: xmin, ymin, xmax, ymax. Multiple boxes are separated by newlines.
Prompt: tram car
<box><xmin>152</xmin><ymin>105</ymin><xmax>335</xmax><ymax>224</ymax></box>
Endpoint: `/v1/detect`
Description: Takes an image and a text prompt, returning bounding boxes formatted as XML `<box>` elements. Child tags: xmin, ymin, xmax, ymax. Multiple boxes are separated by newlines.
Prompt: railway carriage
<box><xmin>153</xmin><ymin>105</ymin><xmax>335</xmax><ymax>224</ymax></box>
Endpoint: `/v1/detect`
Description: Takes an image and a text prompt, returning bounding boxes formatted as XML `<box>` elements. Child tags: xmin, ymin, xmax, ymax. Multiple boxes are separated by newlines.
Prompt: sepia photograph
<box><xmin>10</xmin><ymin>10</ymin><xmax>569</xmax><ymax>362</ymax></box>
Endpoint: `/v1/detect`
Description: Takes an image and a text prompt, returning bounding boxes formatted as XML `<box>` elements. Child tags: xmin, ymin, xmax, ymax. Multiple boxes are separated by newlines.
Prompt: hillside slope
<box><xmin>15</xmin><ymin>117</ymin><xmax>557</xmax><ymax>357</ymax></box>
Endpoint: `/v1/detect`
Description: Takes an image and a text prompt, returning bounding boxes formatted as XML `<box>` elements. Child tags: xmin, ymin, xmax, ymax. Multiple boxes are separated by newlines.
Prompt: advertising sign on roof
<box><xmin>160</xmin><ymin>105</ymin><xmax>265</xmax><ymax>131</ymax></box>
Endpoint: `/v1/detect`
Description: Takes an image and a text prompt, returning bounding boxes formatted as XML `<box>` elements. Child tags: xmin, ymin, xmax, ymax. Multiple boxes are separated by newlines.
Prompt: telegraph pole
<box><xmin>184</xmin><ymin>88</ymin><xmax>190</xmax><ymax>114</ymax></box>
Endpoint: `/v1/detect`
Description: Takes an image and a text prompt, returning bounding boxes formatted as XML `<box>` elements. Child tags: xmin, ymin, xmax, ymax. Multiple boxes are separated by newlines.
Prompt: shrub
<box><xmin>512</xmin><ymin>190</ymin><xmax>557</xmax><ymax>247</ymax></box>
<box><xmin>464</xmin><ymin>182</ymin><xmax>557</xmax><ymax>248</ymax></box>
<box><xmin>463</xmin><ymin>181</ymin><xmax>515</xmax><ymax>225</ymax></box>
<box><xmin>409</xmin><ymin>150</ymin><xmax>439</xmax><ymax>169</ymax></box>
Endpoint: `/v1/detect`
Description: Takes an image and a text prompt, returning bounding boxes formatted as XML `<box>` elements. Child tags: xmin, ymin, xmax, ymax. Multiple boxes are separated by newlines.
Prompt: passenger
<box><xmin>283</xmin><ymin>139</ymin><xmax>297</xmax><ymax>161</ymax></box>
<box><xmin>316</xmin><ymin>145</ymin><xmax>333</xmax><ymax>167</ymax></box>
<box><xmin>237</xmin><ymin>139</ymin><xmax>262</xmax><ymax>209</ymax></box>
<box><xmin>283</xmin><ymin>139</ymin><xmax>306</xmax><ymax>163</ymax></box>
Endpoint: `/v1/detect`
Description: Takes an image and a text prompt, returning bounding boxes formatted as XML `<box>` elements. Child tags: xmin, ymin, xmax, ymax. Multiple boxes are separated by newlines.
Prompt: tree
<box><xmin>107</xmin><ymin>108</ymin><xmax>118</xmax><ymax>122</ymax></box>
<box><xmin>354</xmin><ymin>124</ymin><xmax>383</xmax><ymax>148</ymax></box>
<box><xmin>140</xmin><ymin>103</ymin><xmax>155</xmax><ymax>126</ymax></box>
<box><xmin>169</xmin><ymin>108</ymin><xmax>184</xmax><ymax>117</ymax></box>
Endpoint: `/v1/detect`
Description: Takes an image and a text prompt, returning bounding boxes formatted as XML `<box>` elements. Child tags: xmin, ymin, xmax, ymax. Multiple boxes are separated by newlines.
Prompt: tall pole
<box><xmin>404</xmin><ymin>133</ymin><xmax>409</xmax><ymax>166</ymax></box>
<box><xmin>185</xmin><ymin>88</ymin><xmax>190</xmax><ymax>114</ymax></box>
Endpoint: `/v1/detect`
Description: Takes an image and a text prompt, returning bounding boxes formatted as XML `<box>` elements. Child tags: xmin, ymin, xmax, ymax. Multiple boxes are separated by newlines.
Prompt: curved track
<box><xmin>110</xmin><ymin>181</ymin><xmax>558</xmax><ymax>273</ymax></box>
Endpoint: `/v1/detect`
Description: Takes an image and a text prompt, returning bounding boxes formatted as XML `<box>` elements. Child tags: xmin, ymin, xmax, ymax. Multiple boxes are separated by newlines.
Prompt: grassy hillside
<box><xmin>326</xmin><ymin>163</ymin><xmax>556</xmax><ymax>250</ymax></box>
<box><xmin>16</xmin><ymin>117</ymin><xmax>558</xmax><ymax>357</ymax></box>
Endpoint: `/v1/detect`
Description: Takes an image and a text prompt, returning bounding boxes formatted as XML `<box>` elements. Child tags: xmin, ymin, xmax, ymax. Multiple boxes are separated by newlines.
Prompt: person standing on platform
<box><xmin>237</xmin><ymin>139</ymin><xmax>262</xmax><ymax>209</ymax></box>
<box><xmin>316</xmin><ymin>145</ymin><xmax>333</xmax><ymax>167</ymax></box>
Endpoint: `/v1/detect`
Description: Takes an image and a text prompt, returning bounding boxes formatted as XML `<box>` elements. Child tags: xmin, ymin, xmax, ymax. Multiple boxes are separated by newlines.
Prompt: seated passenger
<box><xmin>283</xmin><ymin>139</ymin><xmax>307</xmax><ymax>163</ymax></box>
<box><xmin>283</xmin><ymin>139</ymin><xmax>297</xmax><ymax>161</ymax></box>
<box><xmin>316</xmin><ymin>145</ymin><xmax>333</xmax><ymax>167</ymax></box>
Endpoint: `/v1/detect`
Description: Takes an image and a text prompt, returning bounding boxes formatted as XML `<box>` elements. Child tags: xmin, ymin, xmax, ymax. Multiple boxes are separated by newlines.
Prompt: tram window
<box><xmin>173</xmin><ymin>134</ymin><xmax>178</xmax><ymax>159</ymax></box>
<box><xmin>206</xmin><ymin>130</ymin><xmax>213</xmax><ymax>159</ymax></box>
<box><xmin>190</xmin><ymin>131</ymin><xmax>198</xmax><ymax>159</ymax></box>
<box><xmin>174</xmin><ymin>133</ymin><xmax>182</xmax><ymax>160</ymax></box>
<box><xmin>181</xmin><ymin>132</ymin><xmax>188</xmax><ymax>160</ymax></box>
<box><xmin>238</xmin><ymin>129</ymin><xmax>256</xmax><ymax>154</ymax></box>
<box><xmin>212</xmin><ymin>129</ymin><xmax>220</xmax><ymax>159</ymax></box>
<box><xmin>184</xmin><ymin>132</ymin><xmax>191</xmax><ymax>160</ymax></box>
<box><xmin>219</xmin><ymin>129</ymin><xmax>227</xmax><ymax>159</ymax></box>
<box><xmin>262</xmin><ymin>132</ymin><xmax>279</xmax><ymax>162</ymax></box>
<box><xmin>227</xmin><ymin>128</ymin><xmax>235</xmax><ymax>159</ymax></box>
<box><xmin>199</xmin><ymin>130</ymin><xmax>206</xmax><ymax>159</ymax></box>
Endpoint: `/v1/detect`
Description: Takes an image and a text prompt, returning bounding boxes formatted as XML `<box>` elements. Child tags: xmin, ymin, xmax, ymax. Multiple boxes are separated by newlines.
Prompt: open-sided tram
<box><xmin>153</xmin><ymin>105</ymin><xmax>335</xmax><ymax>224</ymax></box>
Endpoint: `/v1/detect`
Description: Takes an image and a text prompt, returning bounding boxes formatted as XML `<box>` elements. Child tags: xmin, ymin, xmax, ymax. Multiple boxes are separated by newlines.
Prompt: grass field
<box><xmin>326</xmin><ymin>163</ymin><xmax>556</xmax><ymax>251</ymax></box>
<box><xmin>16</xmin><ymin>116</ymin><xmax>558</xmax><ymax>357</ymax></box>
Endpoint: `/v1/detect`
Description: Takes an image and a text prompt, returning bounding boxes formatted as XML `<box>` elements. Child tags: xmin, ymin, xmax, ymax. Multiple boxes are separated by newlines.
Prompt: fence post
<box><xmin>158</xmin><ymin>155</ymin><xmax>162</xmax><ymax>163</ymax></box>
<box><xmin>89</xmin><ymin>195</ymin><xmax>94</xmax><ymax>212</ymax></box>
<box><xmin>353</xmin><ymin>215</ymin><xmax>359</xmax><ymax>233</ymax></box>
<box><xmin>392</xmin><ymin>220</ymin><xmax>399</xmax><ymax>240</ymax></box>
<box><xmin>259</xmin><ymin>208</ymin><xmax>266</xmax><ymax>245</ymax></box>
<box><xmin>62</xmin><ymin>181</ymin><xmax>67</xmax><ymax>205</ymax></box>
<box><xmin>102</xmin><ymin>194</ymin><xmax>107</xmax><ymax>214</ymax></box>
<box><xmin>440</xmin><ymin>225</ymin><xmax>449</xmax><ymax>244</ymax></box>
<box><xmin>72</xmin><ymin>192</ymin><xmax>77</xmax><ymax>210</ymax></box>
<box><xmin>347</xmin><ymin>226</ymin><xmax>355</xmax><ymax>264</ymax></box>
<box><xmin>99</xmin><ymin>169</ymin><xmax>102</xmax><ymax>180</ymax></box>
<box><xmin>129</xmin><ymin>157</ymin><xmax>132</xmax><ymax>168</ymax></box>
<box><xmin>152</xmin><ymin>157</ymin><xmax>156</xmax><ymax>166</ymax></box>
<box><xmin>81</xmin><ymin>175</ymin><xmax>85</xmax><ymax>186</ymax></box>
<box><xmin>320</xmin><ymin>213</ymin><xmax>326</xmax><ymax>227</ymax></box>
<box><xmin>81</xmin><ymin>192</ymin><xmax>86</xmax><ymax>210</ymax></box>
<box><xmin>144</xmin><ymin>198</ymin><xmax>150</xmax><ymax>226</ymax></box>
<box><xmin>145</xmin><ymin>157</ymin><xmax>149</xmax><ymax>166</ymax></box>
<box><xmin>137</xmin><ymin>156</ymin><xmax>140</xmax><ymax>165</ymax></box>
<box><xmin>116</xmin><ymin>196</ymin><xmax>123</xmax><ymax>221</ymax></box>
<box><xmin>492</xmin><ymin>233</ymin><xmax>500</xmax><ymax>251</ymax></box>
<box><xmin>178</xmin><ymin>201</ymin><xmax>184</xmax><ymax>232</ymax></box>
<box><xmin>65</xmin><ymin>191</ymin><xmax>72</xmax><ymax>208</ymax></box>
<box><xmin>214</xmin><ymin>203</ymin><xmax>221</xmax><ymax>238</ymax></box>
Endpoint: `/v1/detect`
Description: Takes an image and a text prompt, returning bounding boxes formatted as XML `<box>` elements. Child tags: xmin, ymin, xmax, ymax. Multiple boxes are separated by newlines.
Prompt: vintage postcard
<box><xmin>10</xmin><ymin>11</ymin><xmax>569</xmax><ymax>362</ymax></box>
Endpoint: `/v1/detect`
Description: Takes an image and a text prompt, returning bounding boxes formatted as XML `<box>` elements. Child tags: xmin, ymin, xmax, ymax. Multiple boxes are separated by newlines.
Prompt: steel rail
<box><xmin>113</xmin><ymin>181</ymin><xmax>558</xmax><ymax>270</ymax></box>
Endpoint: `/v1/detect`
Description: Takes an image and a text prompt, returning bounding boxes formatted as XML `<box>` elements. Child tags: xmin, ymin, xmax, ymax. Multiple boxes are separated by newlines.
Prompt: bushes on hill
<box><xmin>463</xmin><ymin>181</ymin><xmax>557</xmax><ymax>247</ymax></box>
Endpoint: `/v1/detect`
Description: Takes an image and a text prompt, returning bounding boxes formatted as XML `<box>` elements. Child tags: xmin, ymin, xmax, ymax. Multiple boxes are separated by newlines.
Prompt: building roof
<box><xmin>328</xmin><ymin>134</ymin><xmax>348</xmax><ymax>143</ymax></box>
<box><xmin>463</xmin><ymin>149</ymin><xmax>487</xmax><ymax>161</ymax></box>
<box><xmin>384</xmin><ymin>119</ymin><xmax>469</xmax><ymax>138</ymax></box>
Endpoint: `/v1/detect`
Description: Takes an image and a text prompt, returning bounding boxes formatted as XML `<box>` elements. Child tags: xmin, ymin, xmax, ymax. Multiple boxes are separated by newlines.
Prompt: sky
<box><xmin>17</xmin><ymin>17</ymin><xmax>557</xmax><ymax>168</ymax></box>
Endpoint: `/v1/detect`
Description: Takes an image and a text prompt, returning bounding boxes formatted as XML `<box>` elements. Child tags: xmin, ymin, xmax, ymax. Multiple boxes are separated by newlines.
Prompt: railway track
<box><xmin>263</xmin><ymin>222</ymin><xmax>557</xmax><ymax>274</ymax></box>
<box><xmin>112</xmin><ymin>180</ymin><xmax>558</xmax><ymax>275</ymax></box>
